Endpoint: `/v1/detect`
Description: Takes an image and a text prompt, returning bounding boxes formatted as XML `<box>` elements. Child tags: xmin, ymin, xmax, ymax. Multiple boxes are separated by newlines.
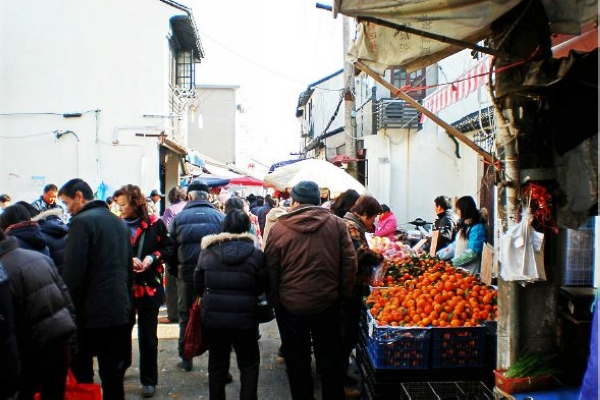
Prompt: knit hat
<box><xmin>187</xmin><ymin>179</ymin><xmax>209</xmax><ymax>194</ymax></box>
<box><xmin>290</xmin><ymin>180</ymin><xmax>321</xmax><ymax>205</ymax></box>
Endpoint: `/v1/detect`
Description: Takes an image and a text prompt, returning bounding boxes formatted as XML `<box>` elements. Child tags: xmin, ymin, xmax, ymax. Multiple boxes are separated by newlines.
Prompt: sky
<box><xmin>187</xmin><ymin>0</ymin><xmax>344</xmax><ymax>172</ymax></box>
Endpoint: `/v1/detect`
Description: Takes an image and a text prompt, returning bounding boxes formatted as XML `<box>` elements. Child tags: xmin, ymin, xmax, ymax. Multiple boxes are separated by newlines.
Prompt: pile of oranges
<box><xmin>366</xmin><ymin>256</ymin><xmax>497</xmax><ymax>328</ymax></box>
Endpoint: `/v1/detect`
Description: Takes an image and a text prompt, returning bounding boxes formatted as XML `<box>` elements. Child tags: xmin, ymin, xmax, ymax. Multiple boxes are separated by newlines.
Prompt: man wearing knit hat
<box><xmin>264</xmin><ymin>180</ymin><xmax>357</xmax><ymax>400</ymax></box>
<box><xmin>168</xmin><ymin>179</ymin><xmax>223</xmax><ymax>372</ymax></box>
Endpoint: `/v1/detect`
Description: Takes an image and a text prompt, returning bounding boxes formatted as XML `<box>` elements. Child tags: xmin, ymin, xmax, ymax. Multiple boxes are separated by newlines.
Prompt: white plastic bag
<box><xmin>436</xmin><ymin>241</ymin><xmax>456</xmax><ymax>260</ymax></box>
<box><xmin>499</xmin><ymin>208</ymin><xmax>546</xmax><ymax>282</ymax></box>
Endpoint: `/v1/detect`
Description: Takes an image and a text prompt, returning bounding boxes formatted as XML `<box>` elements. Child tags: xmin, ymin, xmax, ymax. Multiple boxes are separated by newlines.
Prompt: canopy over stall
<box><xmin>264</xmin><ymin>158</ymin><xmax>367</xmax><ymax>196</ymax></box>
<box><xmin>334</xmin><ymin>0</ymin><xmax>597</xmax><ymax>73</ymax></box>
<box><xmin>268</xmin><ymin>159</ymin><xmax>303</xmax><ymax>173</ymax></box>
<box><xmin>228</xmin><ymin>176</ymin><xmax>265</xmax><ymax>187</ymax></box>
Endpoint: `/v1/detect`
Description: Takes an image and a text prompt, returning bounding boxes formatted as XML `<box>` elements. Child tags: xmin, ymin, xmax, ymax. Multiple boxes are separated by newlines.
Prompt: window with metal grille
<box><xmin>176</xmin><ymin>50</ymin><xmax>194</xmax><ymax>90</ymax></box>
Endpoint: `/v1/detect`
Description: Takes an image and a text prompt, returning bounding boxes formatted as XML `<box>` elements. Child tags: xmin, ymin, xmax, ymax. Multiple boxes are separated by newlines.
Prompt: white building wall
<box><xmin>188</xmin><ymin>85</ymin><xmax>238</xmax><ymax>164</ymax></box>
<box><xmin>0</xmin><ymin>0</ymin><xmax>186</xmax><ymax>202</ymax></box>
<box><xmin>365</xmin><ymin>49</ymin><xmax>491</xmax><ymax>224</ymax></box>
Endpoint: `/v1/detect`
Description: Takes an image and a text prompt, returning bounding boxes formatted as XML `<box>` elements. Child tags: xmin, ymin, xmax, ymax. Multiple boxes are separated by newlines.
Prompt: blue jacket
<box><xmin>34</xmin><ymin>209</ymin><xmax>69</xmax><ymax>275</ymax></box>
<box><xmin>451</xmin><ymin>222</ymin><xmax>487</xmax><ymax>274</ymax></box>
<box><xmin>169</xmin><ymin>200</ymin><xmax>224</xmax><ymax>283</ymax></box>
<box><xmin>467</xmin><ymin>223</ymin><xmax>487</xmax><ymax>255</ymax></box>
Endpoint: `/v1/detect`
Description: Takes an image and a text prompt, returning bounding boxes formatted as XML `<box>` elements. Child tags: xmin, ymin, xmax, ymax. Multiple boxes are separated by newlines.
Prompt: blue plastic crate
<box><xmin>365</xmin><ymin>312</ymin><xmax>431</xmax><ymax>369</ymax></box>
<box><xmin>431</xmin><ymin>326</ymin><xmax>486</xmax><ymax>368</ymax></box>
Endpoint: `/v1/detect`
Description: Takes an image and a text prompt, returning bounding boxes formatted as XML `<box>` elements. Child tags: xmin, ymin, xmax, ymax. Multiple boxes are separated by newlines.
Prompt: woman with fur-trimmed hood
<box><xmin>33</xmin><ymin>207</ymin><xmax>69</xmax><ymax>275</ymax></box>
<box><xmin>11</xmin><ymin>202</ymin><xmax>69</xmax><ymax>275</ymax></box>
<box><xmin>0</xmin><ymin>203</ymin><xmax>51</xmax><ymax>258</ymax></box>
<box><xmin>193</xmin><ymin>209</ymin><xmax>268</xmax><ymax>400</ymax></box>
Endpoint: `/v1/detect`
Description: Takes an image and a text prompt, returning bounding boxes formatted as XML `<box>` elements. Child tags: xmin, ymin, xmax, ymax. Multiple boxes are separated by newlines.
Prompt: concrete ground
<box><xmin>114</xmin><ymin>307</ymin><xmax>360</xmax><ymax>399</ymax></box>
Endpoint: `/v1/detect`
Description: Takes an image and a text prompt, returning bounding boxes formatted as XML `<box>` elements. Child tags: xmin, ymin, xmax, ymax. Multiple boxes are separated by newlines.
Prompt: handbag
<box><xmin>34</xmin><ymin>369</ymin><xmax>102</xmax><ymax>400</ymax></box>
<box><xmin>183</xmin><ymin>296</ymin><xmax>207</xmax><ymax>359</ymax></box>
<box><xmin>256</xmin><ymin>293</ymin><xmax>275</xmax><ymax>323</ymax></box>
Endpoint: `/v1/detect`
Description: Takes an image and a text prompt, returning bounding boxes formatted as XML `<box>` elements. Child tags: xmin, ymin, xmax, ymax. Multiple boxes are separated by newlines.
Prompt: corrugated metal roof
<box><xmin>170</xmin><ymin>15</ymin><xmax>204</xmax><ymax>60</ymax></box>
<box><xmin>158</xmin><ymin>0</ymin><xmax>204</xmax><ymax>60</ymax></box>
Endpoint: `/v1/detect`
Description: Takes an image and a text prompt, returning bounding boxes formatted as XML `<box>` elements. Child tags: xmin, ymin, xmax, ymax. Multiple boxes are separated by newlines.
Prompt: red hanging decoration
<box><xmin>524</xmin><ymin>183</ymin><xmax>559</xmax><ymax>234</ymax></box>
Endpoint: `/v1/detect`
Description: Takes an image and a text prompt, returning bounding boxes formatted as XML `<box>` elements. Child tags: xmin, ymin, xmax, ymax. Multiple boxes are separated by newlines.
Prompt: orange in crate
<box><xmin>494</xmin><ymin>369</ymin><xmax>552</xmax><ymax>394</ymax></box>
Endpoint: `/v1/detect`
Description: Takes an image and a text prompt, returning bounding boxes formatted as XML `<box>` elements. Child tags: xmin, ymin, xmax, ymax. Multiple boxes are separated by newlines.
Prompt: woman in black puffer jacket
<box><xmin>0</xmin><ymin>228</ymin><xmax>76</xmax><ymax>399</ymax></box>
<box><xmin>194</xmin><ymin>209</ymin><xmax>268</xmax><ymax>400</ymax></box>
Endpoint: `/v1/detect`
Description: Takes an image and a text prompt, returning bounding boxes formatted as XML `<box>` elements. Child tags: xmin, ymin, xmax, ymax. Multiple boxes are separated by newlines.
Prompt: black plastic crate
<box><xmin>482</xmin><ymin>320</ymin><xmax>497</xmax><ymax>335</ymax></box>
<box><xmin>357</xmin><ymin>347</ymin><xmax>406</xmax><ymax>399</ymax></box>
<box><xmin>400</xmin><ymin>381</ymin><xmax>494</xmax><ymax>400</ymax></box>
<box><xmin>431</xmin><ymin>327</ymin><xmax>486</xmax><ymax>369</ymax></box>
<box><xmin>483</xmin><ymin>321</ymin><xmax>497</xmax><ymax>372</ymax></box>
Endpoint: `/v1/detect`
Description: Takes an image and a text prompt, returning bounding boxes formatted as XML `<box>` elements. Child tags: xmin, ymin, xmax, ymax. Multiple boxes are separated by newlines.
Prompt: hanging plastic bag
<box><xmin>499</xmin><ymin>207</ymin><xmax>546</xmax><ymax>282</ymax></box>
<box><xmin>370</xmin><ymin>261</ymin><xmax>387</xmax><ymax>287</ymax></box>
<box><xmin>436</xmin><ymin>241</ymin><xmax>456</xmax><ymax>260</ymax></box>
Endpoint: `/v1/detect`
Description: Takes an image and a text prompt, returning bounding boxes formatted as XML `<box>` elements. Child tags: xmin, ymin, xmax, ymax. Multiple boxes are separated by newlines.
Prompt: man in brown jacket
<box><xmin>264</xmin><ymin>180</ymin><xmax>357</xmax><ymax>400</ymax></box>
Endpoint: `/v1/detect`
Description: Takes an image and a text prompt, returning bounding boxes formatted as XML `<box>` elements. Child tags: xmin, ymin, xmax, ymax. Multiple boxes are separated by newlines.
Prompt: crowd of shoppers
<box><xmin>0</xmin><ymin>176</ymin><xmax>487</xmax><ymax>400</ymax></box>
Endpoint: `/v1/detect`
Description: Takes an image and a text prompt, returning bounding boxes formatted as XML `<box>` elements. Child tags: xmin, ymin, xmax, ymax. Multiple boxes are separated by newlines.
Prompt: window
<box><xmin>390</xmin><ymin>67</ymin><xmax>426</xmax><ymax>100</ymax></box>
<box><xmin>176</xmin><ymin>50</ymin><xmax>194</xmax><ymax>90</ymax></box>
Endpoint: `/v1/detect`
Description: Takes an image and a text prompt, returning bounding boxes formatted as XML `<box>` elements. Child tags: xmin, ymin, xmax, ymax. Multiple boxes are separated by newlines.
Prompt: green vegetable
<box><xmin>504</xmin><ymin>353</ymin><xmax>559</xmax><ymax>378</ymax></box>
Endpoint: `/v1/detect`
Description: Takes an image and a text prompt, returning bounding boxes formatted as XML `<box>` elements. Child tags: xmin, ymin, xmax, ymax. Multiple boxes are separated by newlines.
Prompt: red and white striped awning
<box><xmin>421</xmin><ymin>57</ymin><xmax>491</xmax><ymax>122</ymax></box>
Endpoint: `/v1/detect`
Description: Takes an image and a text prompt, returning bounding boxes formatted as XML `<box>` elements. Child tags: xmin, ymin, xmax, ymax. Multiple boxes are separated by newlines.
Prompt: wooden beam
<box><xmin>355</xmin><ymin>61</ymin><xmax>496</xmax><ymax>165</ymax></box>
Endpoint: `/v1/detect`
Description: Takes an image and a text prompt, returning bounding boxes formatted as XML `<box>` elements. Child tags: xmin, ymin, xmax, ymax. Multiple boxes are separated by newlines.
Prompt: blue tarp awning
<box><xmin>180</xmin><ymin>176</ymin><xmax>231</xmax><ymax>189</ymax></box>
<box><xmin>268</xmin><ymin>159</ymin><xmax>303</xmax><ymax>173</ymax></box>
<box><xmin>185</xmin><ymin>150</ymin><xmax>205</xmax><ymax>168</ymax></box>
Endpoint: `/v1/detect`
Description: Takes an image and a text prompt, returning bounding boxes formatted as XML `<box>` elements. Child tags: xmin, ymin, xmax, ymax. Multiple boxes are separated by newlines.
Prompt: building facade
<box><xmin>0</xmin><ymin>0</ymin><xmax>202</xmax><ymax>205</ymax></box>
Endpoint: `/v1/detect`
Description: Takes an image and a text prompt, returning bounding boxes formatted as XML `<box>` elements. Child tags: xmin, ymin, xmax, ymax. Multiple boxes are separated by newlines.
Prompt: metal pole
<box><xmin>343</xmin><ymin>15</ymin><xmax>358</xmax><ymax>179</ymax></box>
<box><xmin>493</xmin><ymin>102</ymin><xmax>521</xmax><ymax>369</ymax></box>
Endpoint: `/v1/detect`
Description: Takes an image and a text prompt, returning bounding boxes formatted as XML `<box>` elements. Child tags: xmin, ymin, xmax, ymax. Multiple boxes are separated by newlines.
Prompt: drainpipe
<box><xmin>343</xmin><ymin>15</ymin><xmax>358</xmax><ymax>179</ymax></box>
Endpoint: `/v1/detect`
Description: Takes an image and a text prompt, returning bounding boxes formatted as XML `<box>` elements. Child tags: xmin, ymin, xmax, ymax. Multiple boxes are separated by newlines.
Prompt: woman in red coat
<box><xmin>374</xmin><ymin>204</ymin><xmax>397</xmax><ymax>241</ymax></box>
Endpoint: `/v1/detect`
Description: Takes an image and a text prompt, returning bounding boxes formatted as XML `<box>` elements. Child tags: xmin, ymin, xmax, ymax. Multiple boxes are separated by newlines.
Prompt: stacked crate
<box><xmin>357</xmin><ymin>305</ymin><xmax>493</xmax><ymax>397</ymax></box>
<box><xmin>357</xmin><ymin>310</ymin><xmax>430</xmax><ymax>398</ymax></box>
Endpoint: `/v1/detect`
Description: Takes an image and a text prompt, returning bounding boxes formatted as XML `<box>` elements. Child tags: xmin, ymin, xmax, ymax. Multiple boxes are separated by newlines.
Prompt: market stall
<box><xmin>358</xmin><ymin>236</ymin><xmax>498</xmax><ymax>398</ymax></box>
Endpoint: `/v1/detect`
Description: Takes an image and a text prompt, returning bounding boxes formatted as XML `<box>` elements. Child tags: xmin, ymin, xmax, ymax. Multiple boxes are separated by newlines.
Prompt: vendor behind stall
<box><xmin>438</xmin><ymin>195</ymin><xmax>487</xmax><ymax>274</ymax></box>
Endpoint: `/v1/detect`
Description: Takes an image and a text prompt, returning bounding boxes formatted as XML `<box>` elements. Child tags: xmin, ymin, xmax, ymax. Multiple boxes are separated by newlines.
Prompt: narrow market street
<box><xmin>122</xmin><ymin>307</ymin><xmax>361</xmax><ymax>399</ymax></box>
<box><xmin>123</xmin><ymin>308</ymin><xmax>291</xmax><ymax>399</ymax></box>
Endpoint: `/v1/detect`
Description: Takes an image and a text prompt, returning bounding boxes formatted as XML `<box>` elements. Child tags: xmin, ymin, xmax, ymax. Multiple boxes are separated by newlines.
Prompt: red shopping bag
<box><xmin>183</xmin><ymin>296</ymin><xmax>207</xmax><ymax>359</ymax></box>
<box><xmin>64</xmin><ymin>369</ymin><xmax>102</xmax><ymax>400</ymax></box>
<box><xmin>34</xmin><ymin>369</ymin><xmax>102</xmax><ymax>400</ymax></box>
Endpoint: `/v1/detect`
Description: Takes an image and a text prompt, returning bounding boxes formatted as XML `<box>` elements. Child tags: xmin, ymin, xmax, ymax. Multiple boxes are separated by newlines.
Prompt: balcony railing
<box><xmin>374</xmin><ymin>98</ymin><xmax>422</xmax><ymax>132</ymax></box>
